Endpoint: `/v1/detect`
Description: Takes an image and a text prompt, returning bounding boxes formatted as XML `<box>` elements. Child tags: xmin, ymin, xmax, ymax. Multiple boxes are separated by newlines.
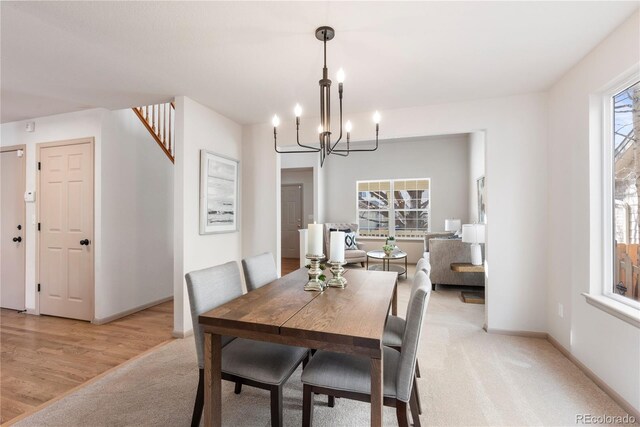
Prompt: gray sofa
<box><xmin>425</xmin><ymin>233</ymin><xmax>485</xmax><ymax>290</ymax></box>
<box><xmin>324</xmin><ymin>223</ymin><xmax>366</xmax><ymax>266</ymax></box>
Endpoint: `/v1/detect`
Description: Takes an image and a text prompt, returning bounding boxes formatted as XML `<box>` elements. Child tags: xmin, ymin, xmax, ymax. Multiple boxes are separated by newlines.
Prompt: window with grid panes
<box><xmin>357</xmin><ymin>179</ymin><xmax>430</xmax><ymax>238</ymax></box>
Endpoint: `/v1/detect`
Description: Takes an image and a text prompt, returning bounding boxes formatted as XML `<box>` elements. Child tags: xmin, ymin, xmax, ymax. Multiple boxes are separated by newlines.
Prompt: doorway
<box><xmin>280</xmin><ymin>167</ymin><xmax>314</xmax><ymax>274</ymax></box>
<box><xmin>1</xmin><ymin>145</ymin><xmax>26</xmax><ymax>310</ymax></box>
<box><xmin>38</xmin><ymin>138</ymin><xmax>94</xmax><ymax>321</ymax></box>
<box><xmin>281</xmin><ymin>184</ymin><xmax>302</xmax><ymax>259</ymax></box>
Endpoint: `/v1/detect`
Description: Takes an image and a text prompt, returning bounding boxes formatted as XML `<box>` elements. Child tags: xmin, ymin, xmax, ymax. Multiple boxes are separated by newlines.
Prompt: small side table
<box><xmin>366</xmin><ymin>250</ymin><xmax>408</xmax><ymax>278</ymax></box>
<box><xmin>450</xmin><ymin>263</ymin><xmax>485</xmax><ymax>304</ymax></box>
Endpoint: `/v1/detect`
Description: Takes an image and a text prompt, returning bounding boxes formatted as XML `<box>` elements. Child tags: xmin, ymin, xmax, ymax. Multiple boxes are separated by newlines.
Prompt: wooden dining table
<box><xmin>198</xmin><ymin>267</ymin><xmax>398</xmax><ymax>427</ymax></box>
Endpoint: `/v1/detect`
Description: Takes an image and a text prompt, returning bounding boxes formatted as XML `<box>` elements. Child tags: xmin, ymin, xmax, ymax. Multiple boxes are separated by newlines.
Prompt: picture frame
<box><xmin>477</xmin><ymin>176</ymin><xmax>486</xmax><ymax>224</ymax></box>
<box><xmin>199</xmin><ymin>150</ymin><xmax>239</xmax><ymax>234</ymax></box>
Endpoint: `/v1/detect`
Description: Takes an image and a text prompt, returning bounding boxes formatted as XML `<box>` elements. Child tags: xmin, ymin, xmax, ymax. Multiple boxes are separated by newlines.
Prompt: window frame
<box><xmin>602</xmin><ymin>76</ymin><xmax>640</xmax><ymax>311</ymax></box>
<box><xmin>356</xmin><ymin>178</ymin><xmax>431</xmax><ymax>239</ymax></box>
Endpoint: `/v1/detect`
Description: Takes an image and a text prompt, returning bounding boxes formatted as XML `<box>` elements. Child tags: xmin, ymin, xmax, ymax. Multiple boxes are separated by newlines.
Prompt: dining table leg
<box><xmin>370</xmin><ymin>352</ymin><xmax>383</xmax><ymax>427</ymax></box>
<box><xmin>204</xmin><ymin>332</ymin><xmax>222</xmax><ymax>427</ymax></box>
<box><xmin>392</xmin><ymin>280</ymin><xmax>398</xmax><ymax>315</ymax></box>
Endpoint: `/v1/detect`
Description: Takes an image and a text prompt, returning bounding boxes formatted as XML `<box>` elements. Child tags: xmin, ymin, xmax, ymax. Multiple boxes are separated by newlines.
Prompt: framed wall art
<box><xmin>477</xmin><ymin>176</ymin><xmax>486</xmax><ymax>224</ymax></box>
<box><xmin>200</xmin><ymin>150</ymin><xmax>239</xmax><ymax>234</ymax></box>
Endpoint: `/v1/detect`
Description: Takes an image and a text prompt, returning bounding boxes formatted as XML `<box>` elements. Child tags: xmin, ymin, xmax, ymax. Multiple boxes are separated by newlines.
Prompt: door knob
<box><xmin>80</xmin><ymin>239</ymin><xmax>90</xmax><ymax>246</ymax></box>
<box><xmin>12</xmin><ymin>237</ymin><xmax>22</xmax><ymax>243</ymax></box>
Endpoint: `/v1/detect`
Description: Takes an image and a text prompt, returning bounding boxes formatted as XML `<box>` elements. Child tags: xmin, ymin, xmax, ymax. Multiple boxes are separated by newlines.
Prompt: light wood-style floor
<box><xmin>281</xmin><ymin>257</ymin><xmax>300</xmax><ymax>275</ymax></box>
<box><xmin>0</xmin><ymin>301</ymin><xmax>174</xmax><ymax>424</ymax></box>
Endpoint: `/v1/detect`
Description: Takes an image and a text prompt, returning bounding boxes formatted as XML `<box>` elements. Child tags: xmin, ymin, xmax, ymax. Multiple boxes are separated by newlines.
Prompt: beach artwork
<box><xmin>200</xmin><ymin>150</ymin><xmax>238</xmax><ymax>234</ymax></box>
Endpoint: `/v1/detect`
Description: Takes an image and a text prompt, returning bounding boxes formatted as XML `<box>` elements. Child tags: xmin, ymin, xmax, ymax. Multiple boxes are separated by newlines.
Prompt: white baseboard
<box><xmin>92</xmin><ymin>296</ymin><xmax>173</xmax><ymax>325</ymax></box>
<box><xmin>547</xmin><ymin>335</ymin><xmax>640</xmax><ymax>420</ymax></box>
<box><xmin>172</xmin><ymin>328</ymin><xmax>193</xmax><ymax>338</ymax></box>
<box><xmin>484</xmin><ymin>327</ymin><xmax>548</xmax><ymax>339</ymax></box>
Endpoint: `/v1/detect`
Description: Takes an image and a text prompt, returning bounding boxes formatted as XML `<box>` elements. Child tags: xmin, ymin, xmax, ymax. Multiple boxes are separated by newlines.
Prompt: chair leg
<box><xmin>303</xmin><ymin>384</ymin><xmax>314</xmax><ymax>427</ymax></box>
<box><xmin>413</xmin><ymin>376</ymin><xmax>423</xmax><ymax>415</ymax></box>
<box><xmin>415</xmin><ymin>360</ymin><xmax>421</xmax><ymax>378</ymax></box>
<box><xmin>396</xmin><ymin>400</ymin><xmax>409</xmax><ymax>427</ymax></box>
<box><xmin>191</xmin><ymin>369</ymin><xmax>204</xmax><ymax>427</ymax></box>
<box><xmin>234</xmin><ymin>381</ymin><xmax>242</xmax><ymax>394</ymax></box>
<box><xmin>432</xmin><ymin>283</ymin><xmax>436</xmax><ymax>291</ymax></box>
<box><xmin>270</xmin><ymin>385</ymin><xmax>283</xmax><ymax>427</ymax></box>
<box><xmin>302</xmin><ymin>350</ymin><xmax>311</xmax><ymax>369</ymax></box>
<box><xmin>410</xmin><ymin>385</ymin><xmax>422</xmax><ymax>427</ymax></box>
<box><xmin>328</xmin><ymin>395</ymin><xmax>335</xmax><ymax>407</ymax></box>
<box><xmin>361</xmin><ymin>262</ymin><xmax>365</xmax><ymax>268</ymax></box>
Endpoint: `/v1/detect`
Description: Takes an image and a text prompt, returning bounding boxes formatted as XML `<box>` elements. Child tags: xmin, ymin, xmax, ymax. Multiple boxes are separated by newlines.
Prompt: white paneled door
<box><xmin>39</xmin><ymin>139</ymin><xmax>94</xmax><ymax>321</ymax></box>
<box><xmin>281</xmin><ymin>184</ymin><xmax>302</xmax><ymax>258</ymax></box>
<box><xmin>1</xmin><ymin>147</ymin><xmax>26</xmax><ymax>310</ymax></box>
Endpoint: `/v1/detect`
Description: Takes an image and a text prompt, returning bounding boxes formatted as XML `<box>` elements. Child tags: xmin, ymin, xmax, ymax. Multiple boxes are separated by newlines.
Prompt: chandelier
<box><xmin>272</xmin><ymin>26</ymin><xmax>380</xmax><ymax>167</ymax></box>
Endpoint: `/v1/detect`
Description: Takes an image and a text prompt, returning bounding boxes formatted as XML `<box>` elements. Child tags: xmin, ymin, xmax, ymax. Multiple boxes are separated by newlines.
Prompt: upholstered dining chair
<box><xmin>382</xmin><ymin>260</ymin><xmax>430</xmax><ymax>414</ymax></box>
<box><xmin>185</xmin><ymin>261</ymin><xmax>308</xmax><ymax>427</ymax></box>
<box><xmin>300</xmin><ymin>270</ymin><xmax>431</xmax><ymax>427</ymax></box>
<box><xmin>242</xmin><ymin>252</ymin><xmax>278</xmax><ymax>291</ymax></box>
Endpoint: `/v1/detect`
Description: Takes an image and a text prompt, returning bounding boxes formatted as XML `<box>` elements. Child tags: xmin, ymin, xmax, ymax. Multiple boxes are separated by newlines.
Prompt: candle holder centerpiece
<box><xmin>327</xmin><ymin>261</ymin><xmax>347</xmax><ymax>288</ymax></box>
<box><xmin>305</xmin><ymin>254</ymin><xmax>327</xmax><ymax>291</ymax></box>
<box><xmin>304</xmin><ymin>223</ymin><xmax>327</xmax><ymax>291</ymax></box>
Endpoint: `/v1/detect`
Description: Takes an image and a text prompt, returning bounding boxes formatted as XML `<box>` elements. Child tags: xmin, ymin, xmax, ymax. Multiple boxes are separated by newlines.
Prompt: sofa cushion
<box><xmin>423</xmin><ymin>232</ymin><xmax>455</xmax><ymax>251</ymax></box>
<box><xmin>345</xmin><ymin>249</ymin><xmax>366</xmax><ymax>259</ymax></box>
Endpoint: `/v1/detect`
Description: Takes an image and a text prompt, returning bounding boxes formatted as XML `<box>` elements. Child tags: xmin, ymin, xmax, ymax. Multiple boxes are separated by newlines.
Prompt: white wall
<box><xmin>173</xmin><ymin>96</ymin><xmax>242</xmax><ymax>336</ymax></box>
<box><xmin>468</xmin><ymin>131</ymin><xmax>486</xmax><ymax>223</ymax></box>
<box><xmin>0</xmin><ymin>109</ymin><xmax>105</xmax><ymax>314</ymax></box>
<box><xmin>242</xmin><ymin>125</ymin><xmax>281</xmax><ymax>274</ymax></box>
<box><xmin>547</xmin><ymin>11</ymin><xmax>640</xmax><ymax>412</ymax></box>
<box><xmin>98</xmin><ymin>109</ymin><xmax>173</xmax><ymax>320</ymax></box>
<box><xmin>281</xmin><ymin>168</ymin><xmax>314</xmax><ymax>228</ymax></box>
<box><xmin>322</xmin><ymin>134</ymin><xmax>470</xmax><ymax>231</ymax></box>
<box><xmin>242</xmin><ymin>91</ymin><xmax>548</xmax><ymax>333</ymax></box>
<box><xmin>0</xmin><ymin>108</ymin><xmax>174</xmax><ymax>320</ymax></box>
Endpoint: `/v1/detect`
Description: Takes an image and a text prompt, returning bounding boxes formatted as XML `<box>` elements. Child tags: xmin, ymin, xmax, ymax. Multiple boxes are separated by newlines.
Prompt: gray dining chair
<box><xmin>300</xmin><ymin>270</ymin><xmax>431</xmax><ymax>427</ymax></box>
<box><xmin>383</xmin><ymin>259</ymin><xmax>430</xmax><ymax>354</ymax></box>
<box><xmin>382</xmin><ymin>261</ymin><xmax>430</xmax><ymax>414</ymax></box>
<box><xmin>185</xmin><ymin>261</ymin><xmax>308</xmax><ymax>427</ymax></box>
<box><xmin>242</xmin><ymin>252</ymin><xmax>278</xmax><ymax>291</ymax></box>
<box><xmin>416</xmin><ymin>257</ymin><xmax>430</xmax><ymax>276</ymax></box>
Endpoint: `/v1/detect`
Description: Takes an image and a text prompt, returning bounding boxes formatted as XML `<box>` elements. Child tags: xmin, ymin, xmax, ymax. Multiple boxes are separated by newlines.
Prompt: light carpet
<box><xmin>16</xmin><ymin>274</ymin><xmax>634</xmax><ymax>426</ymax></box>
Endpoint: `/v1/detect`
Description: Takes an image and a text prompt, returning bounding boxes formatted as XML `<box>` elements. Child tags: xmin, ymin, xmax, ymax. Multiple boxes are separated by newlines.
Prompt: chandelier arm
<box><xmin>274</xmin><ymin>129</ymin><xmax>321</xmax><ymax>154</ymax></box>
<box><xmin>296</xmin><ymin>120</ymin><xmax>321</xmax><ymax>152</ymax></box>
<box><xmin>332</xmin><ymin>125</ymin><xmax>379</xmax><ymax>152</ymax></box>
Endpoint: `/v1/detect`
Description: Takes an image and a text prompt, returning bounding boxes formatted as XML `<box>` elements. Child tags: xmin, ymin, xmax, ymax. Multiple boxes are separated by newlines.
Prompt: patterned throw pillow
<box><xmin>344</xmin><ymin>232</ymin><xmax>357</xmax><ymax>250</ymax></box>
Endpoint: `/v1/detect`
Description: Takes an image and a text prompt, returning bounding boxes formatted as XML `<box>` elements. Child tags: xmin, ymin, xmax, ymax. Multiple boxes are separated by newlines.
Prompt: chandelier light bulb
<box><xmin>294</xmin><ymin>104</ymin><xmax>302</xmax><ymax>117</ymax></box>
<box><xmin>272</xmin><ymin>115</ymin><xmax>280</xmax><ymax>127</ymax></box>
<box><xmin>345</xmin><ymin>120</ymin><xmax>353</xmax><ymax>133</ymax></box>
<box><xmin>337</xmin><ymin>68</ymin><xmax>345</xmax><ymax>83</ymax></box>
<box><xmin>373</xmin><ymin>111</ymin><xmax>381</xmax><ymax>124</ymax></box>
<box><xmin>317</xmin><ymin>125</ymin><xmax>323</xmax><ymax>134</ymax></box>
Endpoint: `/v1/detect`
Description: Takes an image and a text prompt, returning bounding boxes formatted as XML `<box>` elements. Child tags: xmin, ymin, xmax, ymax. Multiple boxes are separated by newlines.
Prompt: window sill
<box><xmin>358</xmin><ymin>236</ymin><xmax>425</xmax><ymax>241</ymax></box>
<box><xmin>582</xmin><ymin>293</ymin><xmax>640</xmax><ymax>329</ymax></box>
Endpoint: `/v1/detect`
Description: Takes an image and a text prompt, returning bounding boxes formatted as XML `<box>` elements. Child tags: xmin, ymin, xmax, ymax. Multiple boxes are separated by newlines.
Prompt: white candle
<box><xmin>330</xmin><ymin>231</ymin><xmax>345</xmax><ymax>263</ymax></box>
<box><xmin>307</xmin><ymin>223</ymin><xmax>323</xmax><ymax>256</ymax></box>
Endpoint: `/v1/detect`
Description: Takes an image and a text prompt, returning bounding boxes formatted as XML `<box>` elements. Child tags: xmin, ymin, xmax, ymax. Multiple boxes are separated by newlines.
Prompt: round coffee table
<box><xmin>366</xmin><ymin>250</ymin><xmax>408</xmax><ymax>278</ymax></box>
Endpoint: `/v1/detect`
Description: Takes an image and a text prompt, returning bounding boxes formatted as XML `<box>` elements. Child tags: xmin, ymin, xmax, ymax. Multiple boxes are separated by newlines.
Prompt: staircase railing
<box><xmin>132</xmin><ymin>102</ymin><xmax>175</xmax><ymax>163</ymax></box>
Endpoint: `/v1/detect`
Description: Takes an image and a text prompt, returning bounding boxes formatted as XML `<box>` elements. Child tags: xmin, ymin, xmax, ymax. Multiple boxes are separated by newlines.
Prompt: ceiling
<box><xmin>1</xmin><ymin>1</ymin><xmax>637</xmax><ymax>124</ymax></box>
